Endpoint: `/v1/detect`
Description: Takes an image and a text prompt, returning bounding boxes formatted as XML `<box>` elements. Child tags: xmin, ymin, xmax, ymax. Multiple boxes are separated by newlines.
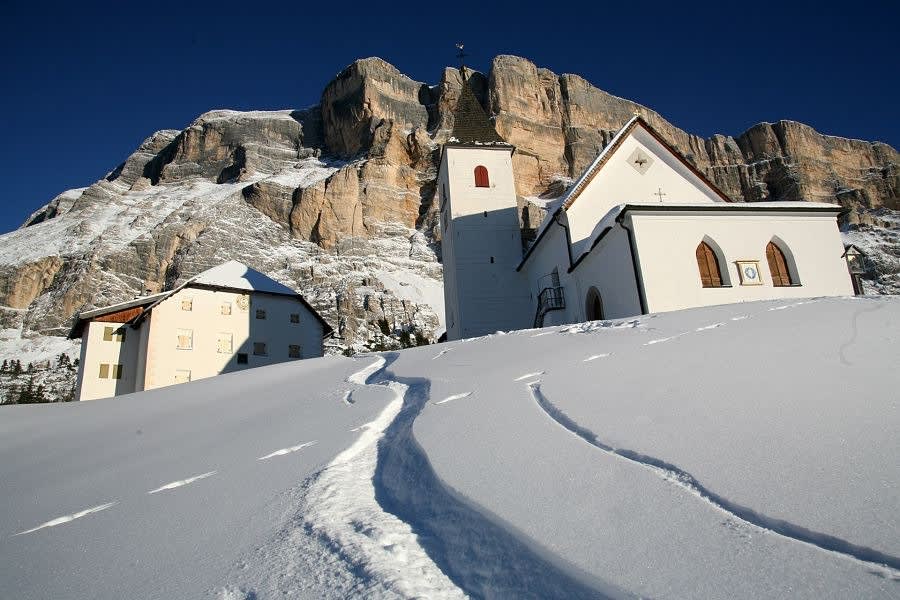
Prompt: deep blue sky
<box><xmin>2</xmin><ymin>0</ymin><xmax>897</xmax><ymax>234</ymax></box>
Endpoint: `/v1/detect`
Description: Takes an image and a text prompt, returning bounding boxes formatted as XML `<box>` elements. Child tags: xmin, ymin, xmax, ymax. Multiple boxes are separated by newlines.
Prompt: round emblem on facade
<box><xmin>236</xmin><ymin>295</ymin><xmax>250</xmax><ymax>310</ymax></box>
<box><xmin>744</xmin><ymin>266</ymin><xmax>758</xmax><ymax>280</ymax></box>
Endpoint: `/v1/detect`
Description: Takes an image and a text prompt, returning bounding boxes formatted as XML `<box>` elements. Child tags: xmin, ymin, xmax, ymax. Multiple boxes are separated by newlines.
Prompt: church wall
<box><xmin>569</xmin><ymin>227</ymin><xmax>643</xmax><ymax>320</ymax></box>
<box><xmin>143</xmin><ymin>288</ymin><xmax>323</xmax><ymax>391</ymax></box>
<box><xmin>566</xmin><ymin>130</ymin><xmax>720</xmax><ymax>249</ymax></box>
<box><xmin>441</xmin><ymin>146</ymin><xmax>531</xmax><ymax>339</ymax></box>
<box><xmin>522</xmin><ymin>218</ymin><xmax>580</xmax><ymax>326</ymax></box>
<box><xmin>629</xmin><ymin>212</ymin><xmax>854</xmax><ymax>313</ymax></box>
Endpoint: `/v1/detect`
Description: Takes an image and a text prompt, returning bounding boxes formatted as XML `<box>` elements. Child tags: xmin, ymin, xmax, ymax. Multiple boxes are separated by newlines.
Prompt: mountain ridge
<box><xmin>1</xmin><ymin>54</ymin><xmax>897</xmax><ymax>402</ymax></box>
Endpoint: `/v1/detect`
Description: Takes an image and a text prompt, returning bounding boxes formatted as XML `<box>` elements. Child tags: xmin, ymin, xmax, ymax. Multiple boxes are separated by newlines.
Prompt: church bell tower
<box><xmin>438</xmin><ymin>71</ymin><xmax>531</xmax><ymax>340</ymax></box>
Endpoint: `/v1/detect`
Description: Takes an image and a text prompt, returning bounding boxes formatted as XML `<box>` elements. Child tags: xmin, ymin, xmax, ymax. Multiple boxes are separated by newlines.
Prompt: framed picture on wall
<box><xmin>736</xmin><ymin>260</ymin><xmax>763</xmax><ymax>285</ymax></box>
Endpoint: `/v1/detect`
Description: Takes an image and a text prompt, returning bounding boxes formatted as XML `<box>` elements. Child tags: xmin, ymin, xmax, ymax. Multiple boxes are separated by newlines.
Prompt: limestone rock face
<box><xmin>0</xmin><ymin>54</ymin><xmax>897</xmax><ymax>404</ymax></box>
<box><xmin>321</xmin><ymin>57</ymin><xmax>431</xmax><ymax>157</ymax></box>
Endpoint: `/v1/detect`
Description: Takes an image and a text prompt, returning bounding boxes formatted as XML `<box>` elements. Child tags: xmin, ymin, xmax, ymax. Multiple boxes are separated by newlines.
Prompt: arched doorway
<box><xmin>585</xmin><ymin>287</ymin><xmax>604</xmax><ymax>321</ymax></box>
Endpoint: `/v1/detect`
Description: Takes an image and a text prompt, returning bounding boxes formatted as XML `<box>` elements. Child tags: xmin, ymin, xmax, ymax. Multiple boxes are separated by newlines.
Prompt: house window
<box><xmin>474</xmin><ymin>165</ymin><xmax>489</xmax><ymax>188</ymax></box>
<box><xmin>176</xmin><ymin>328</ymin><xmax>193</xmax><ymax>350</ymax></box>
<box><xmin>181</xmin><ymin>298</ymin><xmax>193</xmax><ymax>311</ymax></box>
<box><xmin>103</xmin><ymin>326</ymin><xmax>125</xmax><ymax>342</ymax></box>
<box><xmin>221</xmin><ymin>301</ymin><xmax>232</xmax><ymax>315</ymax></box>
<box><xmin>174</xmin><ymin>370</ymin><xmax>191</xmax><ymax>384</ymax></box>
<box><xmin>696</xmin><ymin>241</ymin><xmax>724</xmax><ymax>288</ymax></box>
<box><xmin>288</xmin><ymin>344</ymin><xmax>301</xmax><ymax>358</ymax></box>
<box><xmin>290</xmin><ymin>313</ymin><xmax>300</xmax><ymax>324</ymax></box>
<box><xmin>253</xmin><ymin>342</ymin><xmax>267</xmax><ymax>356</ymax></box>
<box><xmin>256</xmin><ymin>309</ymin><xmax>267</xmax><ymax>320</ymax></box>
<box><xmin>766</xmin><ymin>242</ymin><xmax>794</xmax><ymax>287</ymax></box>
<box><xmin>111</xmin><ymin>364</ymin><xmax>123</xmax><ymax>379</ymax></box>
<box><xmin>236</xmin><ymin>353</ymin><xmax>248</xmax><ymax>364</ymax></box>
<box><xmin>217</xmin><ymin>332</ymin><xmax>233</xmax><ymax>354</ymax></box>
<box><xmin>98</xmin><ymin>363</ymin><xmax>109</xmax><ymax>379</ymax></box>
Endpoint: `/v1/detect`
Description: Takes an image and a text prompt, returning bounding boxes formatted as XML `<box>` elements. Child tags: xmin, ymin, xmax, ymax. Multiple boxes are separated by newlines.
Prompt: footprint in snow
<box><xmin>432</xmin><ymin>348</ymin><xmax>453</xmax><ymax>360</ymax></box>
<box><xmin>514</xmin><ymin>371</ymin><xmax>544</xmax><ymax>381</ymax></box>
<box><xmin>434</xmin><ymin>392</ymin><xmax>473</xmax><ymax>405</ymax></box>
<box><xmin>147</xmin><ymin>471</ymin><xmax>217</xmax><ymax>494</ymax></box>
<box><xmin>342</xmin><ymin>390</ymin><xmax>354</xmax><ymax>405</ymax></box>
<box><xmin>14</xmin><ymin>502</ymin><xmax>118</xmax><ymax>536</ymax></box>
<box><xmin>731</xmin><ymin>315</ymin><xmax>750</xmax><ymax>321</ymax></box>
<box><xmin>583</xmin><ymin>353</ymin><xmax>610</xmax><ymax>362</ymax></box>
<box><xmin>531</xmin><ymin>331</ymin><xmax>555</xmax><ymax>338</ymax></box>
<box><xmin>258</xmin><ymin>441</ymin><xmax>317</xmax><ymax>461</ymax></box>
<box><xmin>695</xmin><ymin>322</ymin><xmax>724</xmax><ymax>332</ymax></box>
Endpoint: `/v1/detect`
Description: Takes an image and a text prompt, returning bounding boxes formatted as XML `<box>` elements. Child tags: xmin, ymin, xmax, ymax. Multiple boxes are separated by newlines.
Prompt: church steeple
<box><xmin>450</xmin><ymin>70</ymin><xmax>508</xmax><ymax>146</ymax></box>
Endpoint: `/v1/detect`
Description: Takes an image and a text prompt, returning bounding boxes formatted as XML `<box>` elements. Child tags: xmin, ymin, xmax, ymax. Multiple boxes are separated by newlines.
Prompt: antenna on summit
<box><xmin>456</xmin><ymin>43</ymin><xmax>468</xmax><ymax>69</ymax></box>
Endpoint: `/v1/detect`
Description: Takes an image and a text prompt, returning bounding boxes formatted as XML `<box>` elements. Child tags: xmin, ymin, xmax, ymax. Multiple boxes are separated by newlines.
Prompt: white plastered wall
<box><xmin>568</xmin><ymin>226</ymin><xmax>643</xmax><ymax>320</ymax></box>
<box><xmin>77</xmin><ymin>320</ymin><xmax>143</xmax><ymax>401</ymax></box>
<box><xmin>629</xmin><ymin>211</ymin><xmax>854</xmax><ymax>313</ymax></box>
<box><xmin>522</xmin><ymin>216</ymin><xmax>578</xmax><ymax>327</ymax></box>
<box><xmin>440</xmin><ymin>146</ymin><xmax>531</xmax><ymax>339</ymax></box>
<box><xmin>566</xmin><ymin>126</ymin><xmax>721</xmax><ymax>249</ymax></box>
<box><xmin>143</xmin><ymin>287</ymin><xmax>323</xmax><ymax>390</ymax></box>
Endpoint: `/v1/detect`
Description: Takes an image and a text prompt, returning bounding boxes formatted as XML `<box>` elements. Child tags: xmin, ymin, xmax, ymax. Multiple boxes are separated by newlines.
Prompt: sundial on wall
<box><xmin>627</xmin><ymin>147</ymin><xmax>653</xmax><ymax>174</ymax></box>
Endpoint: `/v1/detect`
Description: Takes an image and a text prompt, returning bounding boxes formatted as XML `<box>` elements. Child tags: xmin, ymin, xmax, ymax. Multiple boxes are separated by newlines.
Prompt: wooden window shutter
<box><xmin>474</xmin><ymin>165</ymin><xmax>489</xmax><ymax>188</ymax></box>
<box><xmin>767</xmin><ymin>242</ymin><xmax>793</xmax><ymax>286</ymax></box>
<box><xmin>696</xmin><ymin>242</ymin><xmax>722</xmax><ymax>288</ymax></box>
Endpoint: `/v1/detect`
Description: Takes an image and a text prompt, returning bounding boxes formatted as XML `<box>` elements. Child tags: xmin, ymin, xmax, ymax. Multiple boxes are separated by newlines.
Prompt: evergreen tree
<box><xmin>12</xmin><ymin>360</ymin><xmax>23</xmax><ymax>377</ymax></box>
<box><xmin>1</xmin><ymin>359</ymin><xmax>7</xmax><ymax>372</ymax></box>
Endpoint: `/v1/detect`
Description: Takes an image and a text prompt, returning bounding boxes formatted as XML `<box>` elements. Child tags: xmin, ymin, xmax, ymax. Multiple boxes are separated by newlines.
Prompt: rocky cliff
<box><xmin>1</xmin><ymin>54</ymin><xmax>897</xmax><ymax>402</ymax></box>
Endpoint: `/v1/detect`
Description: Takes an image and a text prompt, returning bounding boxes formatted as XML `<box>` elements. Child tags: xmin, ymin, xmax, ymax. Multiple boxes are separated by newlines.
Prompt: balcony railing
<box><xmin>534</xmin><ymin>286</ymin><xmax>565</xmax><ymax>328</ymax></box>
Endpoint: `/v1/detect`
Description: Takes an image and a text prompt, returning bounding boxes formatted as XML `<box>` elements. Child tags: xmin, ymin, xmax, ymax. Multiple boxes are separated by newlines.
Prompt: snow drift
<box><xmin>1</xmin><ymin>296</ymin><xmax>897</xmax><ymax>599</ymax></box>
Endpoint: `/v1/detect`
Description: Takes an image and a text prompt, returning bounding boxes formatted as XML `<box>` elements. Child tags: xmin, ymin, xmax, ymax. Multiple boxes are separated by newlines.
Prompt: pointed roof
<box><xmin>561</xmin><ymin>116</ymin><xmax>733</xmax><ymax>210</ymax></box>
<box><xmin>190</xmin><ymin>260</ymin><xmax>297</xmax><ymax>295</ymax></box>
<box><xmin>450</xmin><ymin>71</ymin><xmax>508</xmax><ymax>146</ymax></box>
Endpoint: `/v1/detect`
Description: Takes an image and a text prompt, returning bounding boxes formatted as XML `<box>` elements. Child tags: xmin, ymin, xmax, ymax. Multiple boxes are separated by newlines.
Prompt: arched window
<box><xmin>474</xmin><ymin>165</ymin><xmax>490</xmax><ymax>188</ymax></box>
<box><xmin>766</xmin><ymin>241</ymin><xmax>794</xmax><ymax>286</ymax></box>
<box><xmin>585</xmin><ymin>287</ymin><xmax>604</xmax><ymax>321</ymax></box>
<box><xmin>696</xmin><ymin>241</ymin><xmax>724</xmax><ymax>288</ymax></box>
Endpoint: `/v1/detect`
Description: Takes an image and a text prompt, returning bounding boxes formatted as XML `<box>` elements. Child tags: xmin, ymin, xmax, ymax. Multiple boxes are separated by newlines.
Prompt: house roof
<box><xmin>561</xmin><ymin>116</ymin><xmax>733</xmax><ymax>211</ymax></box>
<box><xmin>449</xmin><ymin>71</ymin><xmax>509</xmax><ymax>146</ymax></box>
<box><xmin>69</xmin><ymin>261</ymin><xmax>334</xmax><ymax>338</ymax></box>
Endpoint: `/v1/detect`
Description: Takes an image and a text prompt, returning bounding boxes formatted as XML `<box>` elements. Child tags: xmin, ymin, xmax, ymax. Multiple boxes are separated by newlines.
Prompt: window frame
<box><xmin>176</xmin><ymin>328</ymin><xmax>194</xmax><ymax>350</ymax></box>
<box><xmin>474</xmin><ymin>165</ymin><xmax>490</xmax><ymax>188</ymax></box>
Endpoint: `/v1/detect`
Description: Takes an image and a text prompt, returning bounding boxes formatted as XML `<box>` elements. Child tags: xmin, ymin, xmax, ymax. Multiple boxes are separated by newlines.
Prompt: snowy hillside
<box><xmin>1</xmin><ymin>297</ymin><xmax>898</xmax><ymax>599</ymax></box>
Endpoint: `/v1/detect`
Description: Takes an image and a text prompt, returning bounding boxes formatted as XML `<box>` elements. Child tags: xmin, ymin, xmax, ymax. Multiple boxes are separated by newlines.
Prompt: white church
<box><xmin>439</xmin><ymin>75</ymin><xmax>855</xmax><ymax>341</ymax></box>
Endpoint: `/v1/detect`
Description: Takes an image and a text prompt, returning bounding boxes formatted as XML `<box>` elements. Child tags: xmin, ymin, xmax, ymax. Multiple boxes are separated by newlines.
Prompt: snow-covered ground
<box><xmin>1</xmin><ymin>297</ymin><xmax>897</xmax><ymax>598</ymax></box>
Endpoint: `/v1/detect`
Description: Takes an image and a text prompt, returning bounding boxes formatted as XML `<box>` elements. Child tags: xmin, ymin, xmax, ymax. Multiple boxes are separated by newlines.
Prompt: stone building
<box><xmin>440</xmin><ymin>76</ymin><xmax>855</xmax><ymax>341</ymax></box>
<box><xmin>69</xmin><ymin>261</ymin><xmax>332</xmax><ymax>400</ymax></box>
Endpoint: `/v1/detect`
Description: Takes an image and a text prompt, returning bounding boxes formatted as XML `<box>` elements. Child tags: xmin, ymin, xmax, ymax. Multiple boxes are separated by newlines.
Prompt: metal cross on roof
<box><xmin>456</xmin><ymin>43</ymin><xmax>468</xmax><ymax>69</ymax></box>
<box><xmin>654</xmin><ymin>187</ymin><xmax>667</xmax><ymax>203</ymax></box>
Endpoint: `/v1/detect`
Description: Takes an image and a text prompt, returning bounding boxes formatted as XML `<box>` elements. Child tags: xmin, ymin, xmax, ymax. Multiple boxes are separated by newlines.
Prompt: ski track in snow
<box><xmin>258</xmin><ymin>441</ymin><xmax>317</xmax><ymax>461</ymax></box>
<box><xmin>147</xmin><ymin>471</ymin><xmax>217</xmax><ymax>494</ymax></box>
<box><xmin>435</xmin><ymin>392</ymin><xmax>473</xmax><ymax>405</ymax></box>
<box><xmin>514</xmin><ymin>371</ymin><xmax>544</xmax><ymax>381</ymax></box>
<box><xmin>526</xmin><ymin>381</ymin><xmax>900</xmax><ymax>577</ymax></box>
<box><xmin>341</xmin><ymin>390</ymin><xmax>354</xmax><ymax>405</ymax></box>
<box><xmin>583</xmin><ymin>353</ymin><xmax>611</xmax><ymax>362</ymax></box>
<box><xmin>296</xmin><ymin>358</ymin><xmax>467</xmax><ymax>598</ymax></box>
<box><xmin>347</xmin><ymin>356</ymin><xmax>387</xmax><ymax>385</ymax></box>
<box><xmin>13</xmin><ymin>502</ymin><xmax>117</xmax><ymax>536</ymax></box>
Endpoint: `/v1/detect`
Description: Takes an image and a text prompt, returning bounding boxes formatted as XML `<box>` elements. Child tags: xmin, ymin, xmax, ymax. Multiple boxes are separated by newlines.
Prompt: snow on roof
<box><xmin>558</xmin><ymin>115</ymin><xmax>640</xmax><ymax>211</ymax></box>
<box><xmin>188</xmin><ymin>260</ymin><xmax>297</xmax><ymax>295</ymax></box>
<box><xmin>77</xmin><ymin>292</ymin><xmax>170</xmax><ymax>320</ymax></box>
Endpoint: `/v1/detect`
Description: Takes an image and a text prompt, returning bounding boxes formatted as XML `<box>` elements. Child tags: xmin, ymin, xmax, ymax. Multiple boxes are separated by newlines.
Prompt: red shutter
<box><xmin>474</xmin><ymin>166</ymin><xmax>490</xmax><ymax>188</ymax></box>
